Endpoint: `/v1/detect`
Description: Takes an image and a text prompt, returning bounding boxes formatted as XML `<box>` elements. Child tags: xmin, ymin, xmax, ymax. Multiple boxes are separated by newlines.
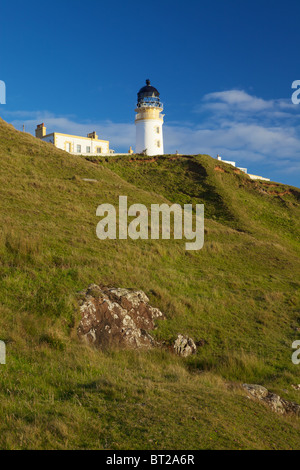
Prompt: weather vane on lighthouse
<box><xmin>135</xmin><ymin>79</ymin><xmax>164</xmax><ymax>156</ymax></box>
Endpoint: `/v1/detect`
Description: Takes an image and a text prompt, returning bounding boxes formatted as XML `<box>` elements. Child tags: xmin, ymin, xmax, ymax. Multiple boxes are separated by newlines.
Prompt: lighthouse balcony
<box><xmin>137</xmin><ymin>97</ymin><xmax>163</xmax><ymax>108</ymax></box>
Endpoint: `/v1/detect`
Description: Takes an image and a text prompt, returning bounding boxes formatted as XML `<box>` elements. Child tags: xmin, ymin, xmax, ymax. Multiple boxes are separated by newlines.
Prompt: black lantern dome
<box><xmin>137</xmin><ymin>79</ymin><xmax>162</xmax><ymax>108</ymax></box>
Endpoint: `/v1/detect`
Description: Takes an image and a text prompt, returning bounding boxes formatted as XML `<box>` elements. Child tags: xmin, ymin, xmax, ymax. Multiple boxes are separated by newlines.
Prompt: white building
<box><xmin>217</xmin><ymin>154</ymin><xmax>237</xmax><ymax>167</ymax></box>
<box><xmin>247</xmin><ymin>174</ymin><xmax>271</xmax><ymax>181</ymax></box>
<box><xmin>135</xmin><ymin>79</ymin><xmax>164</xmax><ymax>156</ymax></box>
<box><xmin>216</xmin><ymin>155</ymin><xmax>270</xmax><ymax>181</ymax></box>
<box><xmin>35</xmin><ymin>124</ymin><xmax>111</xmax><ymax>155</ymax></box>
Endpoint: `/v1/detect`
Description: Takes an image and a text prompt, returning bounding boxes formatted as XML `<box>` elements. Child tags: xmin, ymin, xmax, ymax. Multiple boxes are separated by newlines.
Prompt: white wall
<box><xmin>136</xmin><ymin>119</ymin><xmax>164</xmax><ymax>156</ymax></box>
<box><xmin>42</xmin><ymin>135</ymin><xmax>54</xmax><ymax>144</ymax></box>
<box><xmin>222</xmin><ymin>159</ymin><xmax>236</xmax><ymax>167</ymax></box>
<box><xmin>55</xmin><ymin>134</ymin><xmax>109</xmax><ymax>155</ymax></box>
<box><xmin>248</xmin><ymin>174</ymin><xmax>270</xmax><ymax>181</ymax></box>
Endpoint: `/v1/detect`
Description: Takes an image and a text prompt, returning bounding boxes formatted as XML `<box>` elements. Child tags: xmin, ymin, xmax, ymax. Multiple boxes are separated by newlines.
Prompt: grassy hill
<box><xmin>0</xmin><ymin>116</ymin><xmax>300</xmax><ymax>449</ymax></box>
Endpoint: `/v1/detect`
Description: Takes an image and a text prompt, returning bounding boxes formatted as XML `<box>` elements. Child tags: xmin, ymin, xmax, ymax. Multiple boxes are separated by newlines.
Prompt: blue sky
<box><xmin>1</xmin><ymin>0</ymin><xmax>300</xmax><ymax>186</ymax></box>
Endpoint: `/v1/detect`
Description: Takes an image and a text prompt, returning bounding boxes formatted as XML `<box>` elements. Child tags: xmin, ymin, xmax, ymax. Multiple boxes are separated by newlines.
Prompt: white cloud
<box><xmin>174</xmin><ymin>89</ymin><xmax>300</xmax><ymax>181</ymax></box>
<box><xmin>3</xmin><ymin>111</ymin><xmax>135</xmax><ymax>150</ymax></box>
<box><xmin>202</xmin><ymin>90</ymin><xmax>273</xmax><ymax>112</ymax></box>
<box><xmin>164</xmin><ymin>122</ymin><xmax>299</xmax><ymax>162</ymax></box>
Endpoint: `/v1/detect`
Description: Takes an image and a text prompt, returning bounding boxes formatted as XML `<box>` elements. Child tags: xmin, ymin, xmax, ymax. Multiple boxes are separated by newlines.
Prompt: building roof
<box><xmin>42</xmin><ymin>132</ymin><xmax>109</xmax><ymax>143</ymax></box>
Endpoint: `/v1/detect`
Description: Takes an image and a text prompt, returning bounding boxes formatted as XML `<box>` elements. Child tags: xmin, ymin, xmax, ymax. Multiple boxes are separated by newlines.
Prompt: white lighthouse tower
<box><xmin>135</xmin><ymin>79</ymin><xmax>164</xmax><ymax>156</ymax></box>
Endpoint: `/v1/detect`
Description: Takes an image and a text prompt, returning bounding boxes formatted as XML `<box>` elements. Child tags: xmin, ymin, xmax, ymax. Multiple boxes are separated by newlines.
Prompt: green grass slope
<box><xmin>0</xmin><ymin>117</ymin><xmax>300</xmax><ymax>449</ymax></box>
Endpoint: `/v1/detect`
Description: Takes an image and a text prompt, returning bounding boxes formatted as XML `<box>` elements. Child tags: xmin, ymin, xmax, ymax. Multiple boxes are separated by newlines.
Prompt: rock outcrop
<box><xmin>291</xmin><ymin>384</ymin><xmax>300</xmax><ymax>391</ymax></box>
<box><xmin>77</xmin><ymin>285</ymin><xmax>164</xmax><ymax>350</ymax></box>
<box><xmin>243</xmin><ymin>383</ymin><xmax>300</xmax><ymax>416</ymax></box>
<box><xmin>173</xmin><ymin>334</ymin><xmax>197</xmax><ymax>357</ymax></box>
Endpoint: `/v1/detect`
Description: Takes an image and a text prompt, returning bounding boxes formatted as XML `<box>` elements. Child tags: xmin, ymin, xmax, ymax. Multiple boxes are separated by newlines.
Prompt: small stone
<box><xmin>265</xmin><ymin>393</ymin><xmax>285</xmax><ymax>415</ymax></box>
<box><xmin>173</xmin><ymin>334</ymin><xmax>197</xmax><ymax>357</ymax></box>
<box><xmin>291</xmin><ymin>384</ymin><xmax>300</xmax><ymax>391</ymax></box>
<box><xmin>243</xmin><ymin>384</ymin><xmax>269</xmax><ymax>399</ymax></box>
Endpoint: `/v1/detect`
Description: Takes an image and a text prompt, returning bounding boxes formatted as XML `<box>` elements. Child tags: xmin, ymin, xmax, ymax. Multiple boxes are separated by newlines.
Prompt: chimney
<box><xmin>87</xmin><ymin>131</ymin><xmax>98</xmax><ymax>140</ymax></box>
<box><xmin>35</xmin><ymin>123</ymin><xmax>46</xmax><ymax>139</ymax></box>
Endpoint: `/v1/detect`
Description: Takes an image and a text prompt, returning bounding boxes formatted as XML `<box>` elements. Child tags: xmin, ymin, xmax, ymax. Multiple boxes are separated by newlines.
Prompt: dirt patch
<box><xmin>268</xmin><ymin>190</ymin><xmax>291</xmax><ymax>197</ymax></box>
<box><xmin>214</xmin><ymin>166</ymin><xmax>225</xmax><ymax>173</ymax></box>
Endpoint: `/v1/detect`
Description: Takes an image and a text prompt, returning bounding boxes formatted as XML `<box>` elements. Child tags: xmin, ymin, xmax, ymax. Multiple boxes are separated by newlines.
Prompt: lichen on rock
<box><xmin>243</xmin><ymin>383</ymin><xmax>300</xmax><ymax>417</ymax></box>
<box><xmin>77</xmin><ymin>285</ymin><xmax>164</xmax><ymax>350</ymax></box>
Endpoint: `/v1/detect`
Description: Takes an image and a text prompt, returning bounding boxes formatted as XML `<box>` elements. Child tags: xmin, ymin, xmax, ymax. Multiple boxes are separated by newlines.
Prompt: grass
<box><xmin>0</xmin><ymin>117</ymin><xmax>300</xmax><ymax>449</ymax></box>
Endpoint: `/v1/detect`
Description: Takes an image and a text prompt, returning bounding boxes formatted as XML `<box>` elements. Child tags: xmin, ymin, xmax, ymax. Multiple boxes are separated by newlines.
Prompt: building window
<box><xmin>86</xmin><ymin>146</ymin><xmax>91</xmax><ymax>153</ymax></box>
<box><xmin>77</xmin><ymin>145</ymin><xmax>81</xmax><ymax>153</ymax></box>
<box><xmin>156</xmin><ymin>127</ymin><xmax>160</xmax><ymax>134</ymax></box>
<box><xmin>66</xmin><ymin>142</ymin><xmax>71</xmax><ymax>152</ymax></box>
<box><xmin>157</xmin><ymin>140</ymin><xmax>161</xmax><ymax>148</ymax></box>
<box><xmin>97</xmin><ymin>147</ymin><xmax>102</xmax><ymax>154</ymax></box>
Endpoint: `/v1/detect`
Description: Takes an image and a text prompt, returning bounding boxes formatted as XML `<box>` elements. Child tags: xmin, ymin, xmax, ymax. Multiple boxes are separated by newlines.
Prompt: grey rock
<box><xmin>243</xmin><ymin>384</ymin><xmax>269</xmax><ymax>399</ymax></box>
<box><xmin>243</xmin><ymin>383</ymin><xmax>300</xmax><ymax>417</ymax></box>
<box><xmin>291</xmin><ymin>384</ymin><xmax>300</xmax><ymax>391</ymax></box>
<box><xmin>173</xmin><ymin>334</ymin><xmax>197</xmax><ymax>357</ymax></box>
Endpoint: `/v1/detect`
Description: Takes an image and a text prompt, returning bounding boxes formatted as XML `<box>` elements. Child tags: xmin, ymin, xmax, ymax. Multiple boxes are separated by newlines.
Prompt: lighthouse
<box><xmin>135</xmin><ymin>79</ymin><xmax>164</xmax><ymax>156</ymax></box>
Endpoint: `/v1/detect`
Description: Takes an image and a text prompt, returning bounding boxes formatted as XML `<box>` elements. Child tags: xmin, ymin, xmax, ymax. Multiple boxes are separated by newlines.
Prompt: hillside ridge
<box><xmin>0</xmin><ymin>117</ymin><xmax>300</xmax><ymax>449</ymax></box>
